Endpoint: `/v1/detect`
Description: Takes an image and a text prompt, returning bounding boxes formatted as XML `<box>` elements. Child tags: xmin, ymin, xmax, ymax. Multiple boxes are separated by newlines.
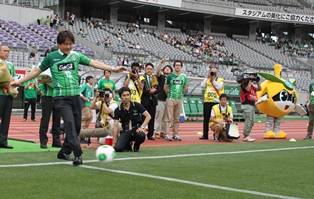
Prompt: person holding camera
<box><xmin>90</xmin><ymin>88</ymin><xmax>119</xmax><ymax>136</ymax></box>
<box><xmin>141</xmin><ymin>63</ymin><xmax>159</xmax><ymax>140</ymax></box>
<box><xmin>200</xmin><ymin>67</ymin><xmax>224</xmax><ymax>140</ymax></box>
<box><xmin>210</xmin><ymin>94</ymin><xmax>233</xmax><ymax>142</ymax></box>
<box><xmin>112</xmin><ymin>87</ymin><xmax>151</xmax><ymax>152</ymax></box>
<box><xmin>123</xmin><ymin>62</ymin><xmax>144</xmax><ymax>103</ymax></box>
<box><xmin>80</xmin><ymin>76</ymin><xmax>94</xmax><ymax>130</ymax></box>
<box><xmin>240</xmin><ymin>73</ymin><xmax>261</xmax><ymax>142</ymax></box>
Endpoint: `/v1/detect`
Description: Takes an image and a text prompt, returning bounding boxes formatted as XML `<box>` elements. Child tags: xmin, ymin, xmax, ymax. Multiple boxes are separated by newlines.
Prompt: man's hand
<box><xmin>149</xmin><ymin>87</ymin><xmax>156</xmax><ymax>94</ymax></box>
<box><xmin>113</xmin><ymin>66</ymin><xmax>128</xmax><ymax>73</ymax></box>
<box><xmin>10</xmin><ymin>80</ymin><xmax>22</xmax><ymax>88</ymax></box>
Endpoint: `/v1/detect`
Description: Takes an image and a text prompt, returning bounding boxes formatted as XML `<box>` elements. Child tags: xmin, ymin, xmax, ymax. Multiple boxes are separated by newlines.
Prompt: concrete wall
<box><xmin>0</xmin><ymin>4</ymin><xmax>53</xmax><ymax>25</ymax></box>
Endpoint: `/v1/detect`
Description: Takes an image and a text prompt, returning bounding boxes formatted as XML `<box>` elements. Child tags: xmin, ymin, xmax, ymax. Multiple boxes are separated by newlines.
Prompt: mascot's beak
<box><xmin>256</xmin><ymin>94</ymin><xmax>268</xmax><ymax>105</ymax></box>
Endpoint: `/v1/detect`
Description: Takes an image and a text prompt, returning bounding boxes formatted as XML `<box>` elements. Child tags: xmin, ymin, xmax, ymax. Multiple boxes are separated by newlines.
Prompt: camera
<box><xmin>222</xmin><ymin>113</ymin><xmax>229</xmax><ymax>118</ymax></box>
<box><xmin>99</xmin><ymin>91</ymin><xmax>105</xmax><ymax>97</ymax></box>
<box><xmin>132</xmin><ymin>68</ymin><xmax>137</xmax><ymax>74</ymax></box>
<box><xmin>210</xmin><ymin>71</ymin><xmax>216</xmax><ymax>76</ymax></box>
<box><xmin>104</xmin><ymin>93</ymin><xmax>110</xmax><ymax>98</ymax></box>
<box><xmin>236</xmin><ymin>73</ymin><xmax>260</xmax><ymax>84</ymax></box>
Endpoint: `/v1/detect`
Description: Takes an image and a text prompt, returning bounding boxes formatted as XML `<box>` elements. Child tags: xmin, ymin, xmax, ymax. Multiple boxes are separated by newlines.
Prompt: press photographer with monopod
<box><xmin>238</xmin><ymin>73</ymin><xmax>261</xmax><ymax>142</ymax></box>
<box><xmin>200</xmin><ymin>67</ymin><xmax>224</xmax><ymax>140</ymax></box>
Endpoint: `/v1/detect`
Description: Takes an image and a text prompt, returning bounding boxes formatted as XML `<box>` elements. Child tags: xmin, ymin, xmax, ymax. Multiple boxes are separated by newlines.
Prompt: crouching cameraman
<box><xmin>210</xmin><ymin>94</ymin><xmax>234</xmax><ymax>142</ymax></box>
<box><xmin>112</xmin><ymin>87</ymin><xmax>151</xmax><ymax>152</ymax></box>
<box><xmin>90</xmin><ymin>88</ymin><xmax>119</xmax><ymax>135</ymax></box>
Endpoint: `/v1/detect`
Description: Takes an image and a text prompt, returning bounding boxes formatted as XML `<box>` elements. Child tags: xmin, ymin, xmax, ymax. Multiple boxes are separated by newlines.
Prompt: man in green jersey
<box><xmin>0</xmin><ymin>44</ymin><xmax>17</xmax><ymax>149</ymax></box>
<box><xmin>80</xmin><ymin>75</ymin><xmax>94</xmax><ymax>130</ymax></box>
<box><xmin>97</xmin><ymin>70</ymin><xmax>116</xmax><ymax>99</ymax></box>
<box><xmin>11</xmin><ymin>30</ymin><xmax>127</xmax><ymax>165</ymax></box>
<box><xmin>163</xmin><ymin>60</ymin><xmax>188</xmax><ymax>141</ymax></box>
<box><xmin>23</xmin><ymin>74</ymin><xmax>38</xmax><ymax>122</ymax></box>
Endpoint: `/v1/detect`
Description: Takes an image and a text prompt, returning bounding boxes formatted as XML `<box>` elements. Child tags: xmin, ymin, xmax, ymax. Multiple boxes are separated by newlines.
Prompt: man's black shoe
<box><xmin>40</xmin><ymin>144</ymin><xmax>47</xmax><ymax>149</ymax></box>
<box><xmin>199</xmin><ymin>136</ymin><xmax>208</xmax><ymax>140</ymax></box>
<box><xmin>147</xmin><ymin>136</ymin><xmax>155</xmax><ymax>140</ymax></box>
<box><xmin>52</xmin><ymin>143</ymin><xmax>63</xmax><ymax>148</ymax></box>
<box><xmin>0</xmin><ymin>144</ymin><xmax>13</xmax><ymax>149</ymax></box>
<box><xmin>134</xmin><ymin>144</ymin><xmax>140</xmax><ymax>152</ymax></box>
<box><xmin>57</xmin><ymin>152</ymin><xmax>73</xmax><ymax>161</ymax></box>
<box><xmin>73</xmin><ymin>156</ymin><xmax>83</xmax><ymax>165</ymax></box>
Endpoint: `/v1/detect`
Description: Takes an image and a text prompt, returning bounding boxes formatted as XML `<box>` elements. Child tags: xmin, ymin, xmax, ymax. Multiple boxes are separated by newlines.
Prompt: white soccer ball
<box><xmin>95</xmin><ymin>145</ymin><xmax>116</xmax><ymax>163</ymax></box>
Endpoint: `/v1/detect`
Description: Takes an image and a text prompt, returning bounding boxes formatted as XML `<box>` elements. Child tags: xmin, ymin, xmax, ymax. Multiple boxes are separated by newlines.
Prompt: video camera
<box><xmin>236</xmin><ymin>73</ymin><xmax>260</xmax><ymax>84</ymax></box>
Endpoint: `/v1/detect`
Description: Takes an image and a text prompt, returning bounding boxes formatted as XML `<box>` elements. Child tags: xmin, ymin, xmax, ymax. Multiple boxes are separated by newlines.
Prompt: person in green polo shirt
<box><xmin>97</xmin><ymin>70</ymin><xmax>116</xmax><ymax>99</ymax></box>
<box><xmin>11</xmin><ymin>30</ymin><xmax>127</xmax><ymax>165</ymax></box>
<box><xmin>163</xmin><ymin>60</ymin><xmax>188</xmax><ymax>141</ymax></box>
<box><xmin>80</xmin><ymin>75</ymin><xmax>94</xmax><ymax>130</ymax></box>
<box><xmin>23</xmin><ymin>75</ymin><xmax>38</xmax><ymax>122</ymax></box>
<box><xmin>0</xmin><ymin>44</ymin><xmax>17</xmax><ymax>149</ymax></box>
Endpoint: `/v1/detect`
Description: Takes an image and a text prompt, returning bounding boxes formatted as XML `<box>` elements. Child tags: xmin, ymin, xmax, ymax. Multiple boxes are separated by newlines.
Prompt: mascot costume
<box><xmin>0</xmin><ymin>60</ymin><xmax>18</xmax><ymax>97</ymax></box>
<box><xmin>256</xmin><ymin>64</ymin><xmax>298</xmax><ymax>139</ymax></box>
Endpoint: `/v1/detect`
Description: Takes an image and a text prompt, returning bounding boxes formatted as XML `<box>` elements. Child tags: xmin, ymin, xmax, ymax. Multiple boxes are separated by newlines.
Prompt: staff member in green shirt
<box><xmin>23</xmin><ymin>76</ymin><xmax>38</xmax><ymax>122</ymax></box>
<box><xmin>11</xmin><ymin>30</ymin><xmax>127</xmax><ymax>165</ymax></box>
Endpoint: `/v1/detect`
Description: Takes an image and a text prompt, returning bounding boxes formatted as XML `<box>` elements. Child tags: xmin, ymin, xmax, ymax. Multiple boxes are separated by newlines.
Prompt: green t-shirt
<box><xmin>39</xmin><ymin>83</ymin><xmax>53</xmax><ymax>97</ymax></box>
<box><xmin>39</xmin><ymin>50</ymin><xmax>91</xmax><ymax>97</ymax></box>
<box><xmin>309</xmin><ymin>83</ymin><xmax>314</xmax><ymax>104</ymax></box>
<box><xmin>80</xmin><ymin>83</ymin><xmax>94</xmax><ymax>107</ymax></box>
<box><xmin>166</xmin><ymin>73</ymin><xmax>188</xmax><ymax>100</ymax></box>
<box><xmin>97</xmin><ymin>78</ymin><xmax>116</xmax><ymax>91</ymax></box>
<box><xmin>0</xmin><ymin>60</ymin><xmax>16</xmax><ymax>96</ymax></box>
<box><xmin>23</xmin><ymin>79</ymin><xmax>38</xmax><ymax>99</ymax></box>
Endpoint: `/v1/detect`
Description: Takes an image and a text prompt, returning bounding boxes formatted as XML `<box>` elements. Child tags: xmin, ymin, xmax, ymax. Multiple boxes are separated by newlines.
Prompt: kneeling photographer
<box><xmin>90</xmin><ymin>88</ymin><xmax>119</xmax><ymax>136</ymax></box>
<box><xmin>210</xmin><ymin>94</ymin><xmax>234</xmax><ymax>142</ymax></box>
<box><xmin>237</xmin><ymin>73</ymin><xmax>261</xmax><ymax>142</ymax></box>
<box><xmin>112</xmin><ymin>87</ymin><xmax>151</xmax><ymax>152</ymax></box>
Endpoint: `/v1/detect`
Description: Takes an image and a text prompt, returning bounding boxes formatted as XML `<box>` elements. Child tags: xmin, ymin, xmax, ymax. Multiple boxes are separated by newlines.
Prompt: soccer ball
<box><xmin>95</xmin><ymin>145</ymin><xmax>116</xmax><ymax>163</ymax></box>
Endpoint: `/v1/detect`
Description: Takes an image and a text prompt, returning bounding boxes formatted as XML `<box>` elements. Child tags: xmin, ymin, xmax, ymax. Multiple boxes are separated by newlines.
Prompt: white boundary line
<box><xmin>1</xmin><ymin>146</ymin><xmax>312</xmax><ymax>198</ymax></box>
<box><xmin>80</xmin><ymin>165</ymin><xmax>302</xmax><ymax>199</ymax></box>
<box><xmin>1</xmin><ymin>146</ymin><xmax>314</xmax><ymax>167</ymax></box>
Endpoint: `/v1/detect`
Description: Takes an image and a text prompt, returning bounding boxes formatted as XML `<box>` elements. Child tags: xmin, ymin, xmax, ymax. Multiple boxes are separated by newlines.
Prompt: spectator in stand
<box><xmin>45</xmin><ymin>16</ymin><xmax>50</xmax><ymax>26</ymax></box>
<box><xmin>117</xmin><ymin>57</ymin><xmax>123</xmax><ymax>66</ymax></box>
<box><xmin>135</xmin><ymin>43</ymin><xmax>141</xmax><ymax>50</ymax></box>
<box><xmin>96</xmin><ymin>40</ymin><xmax>101</xmax><ymax>46</ymax></box>
<box><xmin>29</xmin><ymin>49</ymin><xmax>36</xmax><ymax>59</ymax></box>
<box><xmin>122</xmin><ymin>57</ymin><xmax>128</xmax><ymax>66</ymax></box>
<box><xmin>37</xmin><ymin>17</ymin><xmax>43</xmax><ymax>25</ymax></box>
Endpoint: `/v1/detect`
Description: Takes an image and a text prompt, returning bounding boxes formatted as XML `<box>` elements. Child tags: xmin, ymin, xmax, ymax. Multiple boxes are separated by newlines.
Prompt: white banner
<box><xmin>134</xmin><ymin>0</ymin><xmax>182</xmax><ymax>8</ymax></box>
<box><xmin>235</xmin><ymin>8</ymin><xmax>314</xmax><ymax>24</ymax></box>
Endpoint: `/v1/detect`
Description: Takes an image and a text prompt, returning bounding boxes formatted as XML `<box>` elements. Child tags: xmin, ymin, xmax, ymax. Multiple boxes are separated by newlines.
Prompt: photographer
<box><xmin>112</xmin><ymin>87</ymin><xmax>151</xmax><ymax>152</ymax></box>
<box><xmin>240</xmin><ymin>73</ymin><xmax>261</xmax><ymax>142</ymax></box>
<box><xmin>90</xmin><ymin>88</ymin><xmax>119</xmax><ymax>135</ymax></box>
<box><xmin>200</xmin><ymin>67</ymin><xmax>224</xmax><ymax>140</ymax></box>
<box><xmin>210</xmin><ymin>94</ymin><xmax>233</xmax><ymax>142</ymax></box>
<box><xmin>123</xmin><ymin>62</ymin><xmax>144</xmax><ymax>103</ymax></box>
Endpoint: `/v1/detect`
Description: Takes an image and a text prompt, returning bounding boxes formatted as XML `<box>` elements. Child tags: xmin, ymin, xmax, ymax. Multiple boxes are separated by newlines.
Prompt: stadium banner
<box><xmin>134</xmin><ymin>0</ymin><xmax>182</xmax><ymax>8</ymax></box>
<box><xmin>235</xmin><ymin>8</ymin><xmax>314</xmax><ymax>24</ymax></box>
<box><xmin>15</xmin><ymin>70</ymin><xmax>26</xmax><ymax>80</ymax></box>
<box><xmin>224</xmin><ymin>86</ymin><xmax>240</xmax><ymax>97</ymax></box>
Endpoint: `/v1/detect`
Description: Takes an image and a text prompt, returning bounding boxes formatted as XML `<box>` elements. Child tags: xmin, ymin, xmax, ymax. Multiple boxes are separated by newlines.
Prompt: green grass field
<box><xmin>1</xmin><ymin>141</ymin><xmax>313</xmax><ymax>199</ymax></box>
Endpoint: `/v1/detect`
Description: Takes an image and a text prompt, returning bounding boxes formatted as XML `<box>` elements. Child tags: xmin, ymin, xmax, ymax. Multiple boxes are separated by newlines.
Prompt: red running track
<box><xmin>7</xmin><ymin>116</ymin><xmax>309</xmax><ymax>149</ymax></box>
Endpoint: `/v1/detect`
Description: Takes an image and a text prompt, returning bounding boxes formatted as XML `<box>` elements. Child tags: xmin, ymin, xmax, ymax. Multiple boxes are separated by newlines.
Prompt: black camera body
<box><xmin>236</xmin><ymin>73</ymin><xmax>260</xmax><ymax>84</ymax></box>
<box><xmin>222</xmin><ymin>113</ymin><xmax>229</xmax><ymax>118</ymax></box>
<box><xmin>210</xmin><ymin>71</ymin><xmax>216</xmax><ymax>76</ymax></box>
<box><xmin>99</xmin><ymin>90</ymin><xmax>105</xmax><ymax>97</ymax></box>
<box><xmin>132</xmin><ymin>68</ymin><xmax>137</xmax><ymax>74</ymax></box>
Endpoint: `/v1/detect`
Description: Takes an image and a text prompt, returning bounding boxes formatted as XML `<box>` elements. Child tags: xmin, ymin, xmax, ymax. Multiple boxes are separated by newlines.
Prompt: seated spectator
<box><xmin>135</xmin><ymin>43</ymin><xmax>141</xmax><ymax>49</ymax></box>
<box><xmin>128</xmin><ymin>43</ymin><xmax>135</xmax><ymax>49</ymax></box>
<box><xmin>122</xmin><ymin>57</ymin><xmax>128</xmax><ymax>66</ymax></box>
<box><xmin>117</xmin><ymin>57</ymin><xmax>123</xmax><ymax>66</ymax></box>
<box><xmin>29</xmin><ymin>50</ymin><xmax>36</xmax><ymax>59</ymax></box>
<box><xmin>96</xmin><ymin>40</ymin><xmax>101</xmax><ymax>46</ymax></box>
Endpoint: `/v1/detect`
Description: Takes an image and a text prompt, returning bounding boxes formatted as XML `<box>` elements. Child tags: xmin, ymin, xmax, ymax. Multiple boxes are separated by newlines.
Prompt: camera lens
<box><xmin>104</xmin><ymin>94</ymin><xmax>110</xmax><ymax>97</ymax></box>
<box><xmin>210</xmin><ymin>72</ymin><xmax>216</xmax><ymax>76</ymax></box>
<box><xmin>132</xmin><ymin>69</ymin><xmax>137</xmax><ymax>74</ymax></box>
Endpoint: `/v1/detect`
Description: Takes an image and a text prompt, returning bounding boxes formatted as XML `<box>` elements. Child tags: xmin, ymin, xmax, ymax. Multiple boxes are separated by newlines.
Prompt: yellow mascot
<box><xmin>0</xmin><ymin>60</ymin><xmax>18</xmax><ymax>97</ymax></box>
<box><xmin>256</xmin><ymin>64</ymin><xmax>298</xmax><ymax>139</ymax></box>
